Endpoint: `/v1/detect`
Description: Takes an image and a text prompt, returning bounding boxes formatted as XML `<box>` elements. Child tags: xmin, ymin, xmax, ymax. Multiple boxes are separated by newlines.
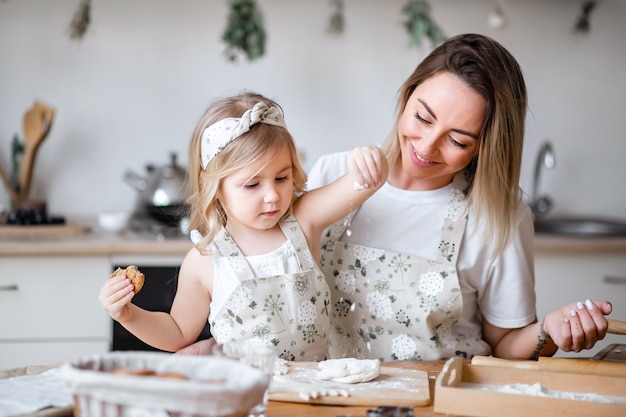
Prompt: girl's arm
<box><xmin>98</xmin><ymin>247</ymin><xmax>213</xmax><ymax>352</ymax></box>
<box><xmin>483</xmin><ymin>299</ymin><xmax>612</xmax><ymax>359</ymax></box>
<box><xmin>293</xmin><ymin>146</ymin><xmax>389</xmax><ymax>255</ymax></box>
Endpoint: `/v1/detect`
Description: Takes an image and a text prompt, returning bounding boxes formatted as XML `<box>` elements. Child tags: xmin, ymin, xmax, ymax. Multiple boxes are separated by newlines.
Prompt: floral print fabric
<box><xmin>209</xmin><ymin>214</ymin><xmax>330</xmax><ymax>361</ymax></box>
<box><xmin>320</xmin><ymin>173</ymin><xmax>490</xmax><ymax>361</ymax></box>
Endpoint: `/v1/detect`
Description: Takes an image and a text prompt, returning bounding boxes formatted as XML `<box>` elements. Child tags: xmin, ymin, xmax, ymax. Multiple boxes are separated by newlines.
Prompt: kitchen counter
<box><xmin>533</xmin><ymin>234</ymin><xmax>626</xmax><ymax>254</ymax></box>
<box><xmin>0</xmin><ymin>227</ymin><xmax>193</xmax><ymax>257</ymax></box>
<box><xmin>1</xmin><ymin>226</ymin><xmax>626</xmax><ymax>256</ymax></box>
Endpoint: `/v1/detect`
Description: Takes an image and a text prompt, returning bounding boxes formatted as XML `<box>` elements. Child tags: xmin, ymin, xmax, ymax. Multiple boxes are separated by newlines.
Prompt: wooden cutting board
<box><xmin>0</xmin><ymin>224</ymin><xmax>90</xmax><ymax>238</ymax></box>
<box><xmin>268</xmin><ymin>361</ymin><xmax>430</xmax><ymax>407</ymax></box>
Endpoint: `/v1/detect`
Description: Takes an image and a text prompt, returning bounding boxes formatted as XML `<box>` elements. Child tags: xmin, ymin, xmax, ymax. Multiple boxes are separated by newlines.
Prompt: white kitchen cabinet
<box><xmin>0</xmin><ymin>256</ymin><xmax>112</xmax><ymax>370</ymax></box>
<box><xmin>534</xmin><ymin>252</ymin><xmax>626</xmax><ymax>358</ymax></box>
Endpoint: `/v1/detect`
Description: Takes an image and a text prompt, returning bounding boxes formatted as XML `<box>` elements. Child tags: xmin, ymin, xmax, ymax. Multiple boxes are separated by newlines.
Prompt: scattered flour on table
<box><xmin>475</xmin><ymin>382</ymin><xmax>613</xmax><ymax>403</ymax></box>
<box><xmin>284</xmin><ymin>364</ymin><xmax>424</xmax><ymax>394</ymax></box>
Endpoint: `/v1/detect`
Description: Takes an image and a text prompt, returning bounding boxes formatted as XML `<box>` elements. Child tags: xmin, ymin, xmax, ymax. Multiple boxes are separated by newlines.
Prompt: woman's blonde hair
<box><xmin>187</xmin><ymin>91</ymin><xmax>307</xmax><ymax>249</ymax></box>
<box><xmin>382</xmin><ymin>33</ymin><xmax>527</xmax><ymax>255</ymax></box>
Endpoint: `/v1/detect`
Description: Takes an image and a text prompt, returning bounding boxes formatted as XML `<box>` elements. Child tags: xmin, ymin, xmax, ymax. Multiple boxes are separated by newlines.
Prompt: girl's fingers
<box><xmin>106</xmin><ymin>290</ymin><xmax>134</xmax><ymax>320</ymax></box>
<box><xmin>348</xmin><ymin>146</ymin><xmax>387</xmax><ymax>188</ymax></box>
<box><xmin>362</xmin><ymin>148</ymin><xmax>385</xmax><ymax>186</ymax></box>
<box><xmin>100</xmin><ymin>277</ymin><xmax>133</xmax><ymax>309</ymax></box>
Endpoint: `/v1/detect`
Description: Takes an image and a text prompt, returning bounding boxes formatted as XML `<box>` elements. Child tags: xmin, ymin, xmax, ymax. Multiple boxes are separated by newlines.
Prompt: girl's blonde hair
<box><xmin>382</xmin><ymin>34</ymin><xmax>527</xmax><ymax>255</ymax></box>
<box><xmin>187</xmin><ymin>91</ymin><xmax>307</xmax><ymax>249</ymax></box>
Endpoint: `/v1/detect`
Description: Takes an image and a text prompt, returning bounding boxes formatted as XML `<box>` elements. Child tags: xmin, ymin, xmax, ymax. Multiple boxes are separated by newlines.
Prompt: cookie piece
<box><xmin>111</xmin><ymin>368</ymin><xmax>156</xmax><ymax>377</ymax></box>
<box><xmin>154</xmin><ymin>372</ymin><xmax>188</xmax><ymax>380</ymax></box>
<box><xmin>110</xmin><ymin>265</ymin><xmax>145</xmax><ymax>294</ymax></box>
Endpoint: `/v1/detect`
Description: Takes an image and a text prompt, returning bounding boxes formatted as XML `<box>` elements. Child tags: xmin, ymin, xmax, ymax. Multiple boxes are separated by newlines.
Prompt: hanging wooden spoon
<box><xmin>18</xmin><ymin>101</ymin><xmax>55</xmax><ymax>200</ymax></box>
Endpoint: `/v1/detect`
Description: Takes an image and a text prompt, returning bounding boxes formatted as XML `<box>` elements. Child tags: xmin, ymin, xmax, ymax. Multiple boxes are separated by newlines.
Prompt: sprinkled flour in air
<box><xmin>478</xmin><ymin>382</ymin><xmax>613</xmax><ymax>403</ymax></box>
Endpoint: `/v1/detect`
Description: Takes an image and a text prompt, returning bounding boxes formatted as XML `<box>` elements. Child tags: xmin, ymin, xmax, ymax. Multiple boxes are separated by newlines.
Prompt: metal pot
<box><xmin>124</xmin><ymin>152</ymin><xmax>190</xmax><ymax>226</ymax></box>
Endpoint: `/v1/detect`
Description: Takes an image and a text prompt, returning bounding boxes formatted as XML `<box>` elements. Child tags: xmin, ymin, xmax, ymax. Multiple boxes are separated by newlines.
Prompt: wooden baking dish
<box><xmin>434</xmin><ymin>357</ymin><xmax>626</xmax><ymax>417</ymax></box>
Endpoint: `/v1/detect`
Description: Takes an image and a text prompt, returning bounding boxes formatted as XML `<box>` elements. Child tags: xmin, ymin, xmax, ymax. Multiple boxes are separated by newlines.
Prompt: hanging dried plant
<box><xmin>222</xmin><ymin>0</ymin><xmax>266</xmax><ymax>62</ymax></box>
<box><xmin>402</xmin><ymin>0</ymin><xmax>446</xmax><ymax>48</ymax></box>
<box><xmin>68</xmin><ymin>0</ymin><xmax>91</xmax><ymax>40</ymax></box>
<box><xmin>327</xmin><ymin>0</ymin><xmax>345</xmax><ymax>35</ymax></box>
<box><xmin>573</xmin><ymin>1</ymin><xmax>597</xmax><ymax>34</ymax></box>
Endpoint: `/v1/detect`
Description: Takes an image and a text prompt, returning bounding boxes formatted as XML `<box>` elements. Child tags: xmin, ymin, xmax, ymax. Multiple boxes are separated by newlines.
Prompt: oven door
<box><xmin>110</xmin><ymin>257</ymin><xmax>211</xmax><ymax>352</ymax></box>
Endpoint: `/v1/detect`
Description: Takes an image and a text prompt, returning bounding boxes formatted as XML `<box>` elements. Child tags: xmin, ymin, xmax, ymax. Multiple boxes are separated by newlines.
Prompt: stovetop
<box><xmin>129</xmin><ymin>213</ymin><xmax>188</xmax><ymax>238</ymax></box>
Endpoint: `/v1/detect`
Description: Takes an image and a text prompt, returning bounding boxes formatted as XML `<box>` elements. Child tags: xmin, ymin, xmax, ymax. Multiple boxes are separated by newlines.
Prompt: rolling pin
<box><xmin>608</xmin><ymin>319</ymin><xmax>626</xmax><ymax>335</ymax></box>
<box><xmin>471</xmin><ymin>355</ymin><xmax>626</xmax><ymax>378</ymax></box>
<box><xmin>469</xmin><ymin>320</ymin><xmax>626</xmax><ymax>376</ymax></box>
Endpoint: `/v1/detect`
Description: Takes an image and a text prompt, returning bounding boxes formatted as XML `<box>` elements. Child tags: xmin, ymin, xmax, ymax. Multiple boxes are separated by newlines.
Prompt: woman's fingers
<box><xmin>552</xmin><ymin>299</ymin><xmax>610</xmax><ymax>352</ymax></box>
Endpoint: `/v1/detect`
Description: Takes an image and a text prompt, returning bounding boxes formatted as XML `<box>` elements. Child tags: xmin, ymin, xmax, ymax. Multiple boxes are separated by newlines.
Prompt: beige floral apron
<box><xmin>320</xmin><ymin>174</ymin><xmax>490</xmax><ymax>361</ymax></box>
<box><xmin>209</xmin><ymin>214</ymin><xmax>330</xmax><ymax>362</ymax></box>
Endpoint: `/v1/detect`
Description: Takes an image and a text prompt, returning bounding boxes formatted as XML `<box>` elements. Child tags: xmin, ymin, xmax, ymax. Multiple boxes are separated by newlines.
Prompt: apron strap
<box><xmin>212</xmin><ymin>227</ymin><xmax>257</xmax><ymax>280</ymax></box>
<box><xmin>212</xmin><ymin>214</ymin><xmax>309</xmax><ymax>279</ymax></box>
<box><xmin>278</xmin><ymin>213</ymin><xmax>316</xmax><ymax>270</ymax></box>
<box><xmin>436</xmin><ymin>172</ymin><xmax>470</xmax><ymax>265</ymax></box>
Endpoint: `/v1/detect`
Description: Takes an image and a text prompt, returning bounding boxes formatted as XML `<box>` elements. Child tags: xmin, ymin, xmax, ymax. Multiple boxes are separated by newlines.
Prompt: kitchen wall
<box><xmin>1</xmin><ymin>0</ymin><xmax>625</xmax><ymax>220</ymax></box>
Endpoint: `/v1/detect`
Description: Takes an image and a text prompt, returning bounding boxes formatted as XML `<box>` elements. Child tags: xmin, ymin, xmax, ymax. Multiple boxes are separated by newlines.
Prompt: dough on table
<box><xmin>317</xmin><ymin>358</ymin><xmax>381</xmax><ymax>383</ymax></box>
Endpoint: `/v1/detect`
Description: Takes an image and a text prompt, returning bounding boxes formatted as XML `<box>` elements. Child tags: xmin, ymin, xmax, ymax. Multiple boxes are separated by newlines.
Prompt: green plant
<box><xmin>402</xmin><ymin>0</ymin><xmax>446</xmax><ymax>48</ymax></box>
<box><xmin>222</xmin><ymin>0</ymin><xmax>266</xmax><ymax>62</ymax></box>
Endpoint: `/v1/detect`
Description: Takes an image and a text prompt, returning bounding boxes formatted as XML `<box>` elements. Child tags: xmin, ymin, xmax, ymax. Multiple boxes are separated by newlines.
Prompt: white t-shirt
<box><xmin>307</xmin><ymin>151</ymin><xmax>536</xmax><ymax>338</ymax></box>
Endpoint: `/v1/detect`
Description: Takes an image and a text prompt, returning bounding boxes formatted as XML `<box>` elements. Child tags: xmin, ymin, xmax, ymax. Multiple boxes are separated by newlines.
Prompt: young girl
<box><xmin>99</xmin><ymin>91</ymin><xmax>388</xmax><ymax>361</ymax></box>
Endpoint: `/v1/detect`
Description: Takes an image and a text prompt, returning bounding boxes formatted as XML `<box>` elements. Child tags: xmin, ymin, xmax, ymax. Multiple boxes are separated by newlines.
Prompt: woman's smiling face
<box><xmin>394</xmin><ymin>71</ymin><xmax>486</xmax><ymax>191</ymax></box>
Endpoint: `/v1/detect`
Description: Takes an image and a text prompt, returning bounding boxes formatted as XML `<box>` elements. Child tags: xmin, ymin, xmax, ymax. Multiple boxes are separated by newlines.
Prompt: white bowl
<box><xmin>97</xmin><ymin>211</ymin><xmax>131</xmax><ymax>233</ymax></box>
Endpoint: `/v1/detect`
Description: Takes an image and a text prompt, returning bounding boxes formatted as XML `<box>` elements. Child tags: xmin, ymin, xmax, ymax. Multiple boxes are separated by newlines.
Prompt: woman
<box><xmin>307</xmin><ymin>33</ymin><xmax>612</xmax><ymax>361</ymax></box>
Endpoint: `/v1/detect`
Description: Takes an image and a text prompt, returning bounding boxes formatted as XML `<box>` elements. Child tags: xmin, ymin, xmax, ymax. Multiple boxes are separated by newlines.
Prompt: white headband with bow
<box><xmin>200</xmin><ymin>102</ymin><xmax>286</xmax><ymax>169</ymax></box>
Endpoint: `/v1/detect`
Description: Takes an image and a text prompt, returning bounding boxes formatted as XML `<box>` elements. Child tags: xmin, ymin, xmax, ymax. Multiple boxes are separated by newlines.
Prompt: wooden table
<box><xmin>2</xmin><ymin>360</ymin><xmax>451</xmax><ymax>417</ymax></box>
<box><xmin>266</xmin><ymin>360</ymin><xmax>448</xmax><ymax>417</ymax></box>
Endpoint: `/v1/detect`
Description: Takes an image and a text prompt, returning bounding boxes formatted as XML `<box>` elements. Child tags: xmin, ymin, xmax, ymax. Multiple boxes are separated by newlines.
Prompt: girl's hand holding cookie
<box><xmin>111</xmin><ymin>265</ymin><xmax>144</xmax><ymax>293</ymax></box>
<box><xmin>99</xmin><ymin>265</ymin><xmax>144</xmax><ymax>322</ymax></box>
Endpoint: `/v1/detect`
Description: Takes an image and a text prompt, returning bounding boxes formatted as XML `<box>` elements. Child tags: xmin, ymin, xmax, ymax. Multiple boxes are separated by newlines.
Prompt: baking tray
<box><xmin>592</xmin><ymin>343</ymin><xmax>626</xmax><ymax>363</ymax></box>
<box><xmin>434</xmin><ymin>357</ymin><xmax>626</xmax><ymax>417</ymax></box>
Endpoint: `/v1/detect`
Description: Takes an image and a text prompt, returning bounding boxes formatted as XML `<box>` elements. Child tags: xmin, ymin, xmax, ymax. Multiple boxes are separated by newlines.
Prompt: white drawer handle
<box><xmin>0</xmin><ymin>284</ymin><xmax>19</xmax><ymax>291</ymax></box>
<box><xmin>603</xmin><ymin>276</ymin><xmax>626</xmax><ymax>284</ymax></box>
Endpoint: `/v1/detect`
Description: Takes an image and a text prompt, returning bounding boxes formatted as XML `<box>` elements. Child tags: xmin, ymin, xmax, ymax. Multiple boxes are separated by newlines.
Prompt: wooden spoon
<box><xmin>18</xmin><ymin>101</ymin><xmax>55</xmax><ymax>200</ymax></box>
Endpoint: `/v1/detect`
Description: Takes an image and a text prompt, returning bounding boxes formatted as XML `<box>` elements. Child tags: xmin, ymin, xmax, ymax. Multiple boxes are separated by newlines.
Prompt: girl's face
<box><xmin>394</xmin><ymin>71</ymin><xmax>486</xmax><ymax>190</ymax></box>
<box><xmin>218</xmin><ymin>147</ymin><xmax>294</xmax><ymax>234</ymax></box>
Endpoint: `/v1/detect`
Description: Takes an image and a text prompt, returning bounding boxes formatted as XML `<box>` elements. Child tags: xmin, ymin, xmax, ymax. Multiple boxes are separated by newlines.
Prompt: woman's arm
<box><xmin>483</xmin><ymin>299</ymin><xmax>612</xmax><ymax>359</ymax></box>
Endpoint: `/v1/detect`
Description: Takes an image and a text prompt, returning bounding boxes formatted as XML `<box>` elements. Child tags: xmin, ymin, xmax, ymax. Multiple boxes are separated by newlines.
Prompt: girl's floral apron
<box><xmin>320</xmin><ymin>174</ymin><xmax>490</xmax><ymax>361</ymax></box>
<box><xmin>209</xmin><ymin>214</ymin><xmax>330</xmax><ymax>362</ymax></box>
